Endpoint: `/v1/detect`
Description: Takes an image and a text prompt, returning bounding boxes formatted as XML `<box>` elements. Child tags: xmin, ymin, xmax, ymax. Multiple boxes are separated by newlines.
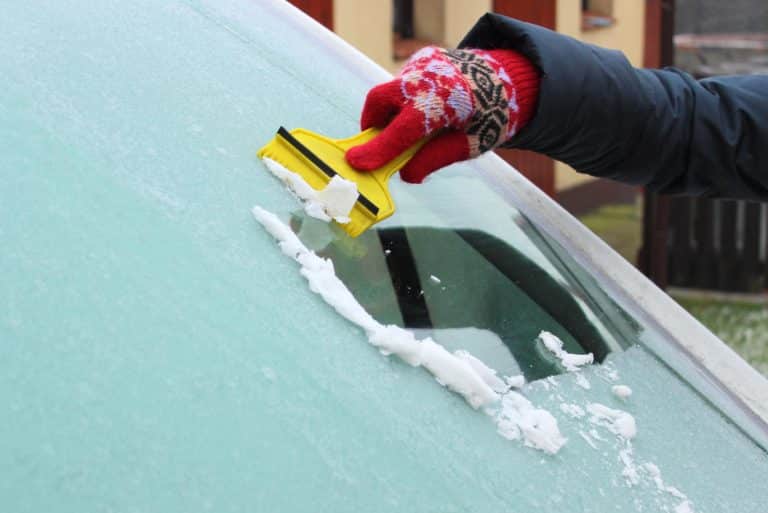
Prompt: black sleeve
<box><xmin>460</xmin><ymin>13</ymin><xmax>768</xmax><ymax>200</ymax></box>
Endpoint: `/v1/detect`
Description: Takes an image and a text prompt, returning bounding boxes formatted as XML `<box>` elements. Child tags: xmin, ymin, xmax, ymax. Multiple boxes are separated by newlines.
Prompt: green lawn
<box><xmin>672</xmin><ymin>295</ymin><xmax>768</xmax><ymax>378</ymax></box>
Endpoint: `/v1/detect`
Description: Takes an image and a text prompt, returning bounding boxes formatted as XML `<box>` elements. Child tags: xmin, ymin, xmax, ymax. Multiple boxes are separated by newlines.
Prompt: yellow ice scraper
<box><xmin>257</xmin><ymin>127</ymin><xmax>427</xmax><ymax>238</ymax></box>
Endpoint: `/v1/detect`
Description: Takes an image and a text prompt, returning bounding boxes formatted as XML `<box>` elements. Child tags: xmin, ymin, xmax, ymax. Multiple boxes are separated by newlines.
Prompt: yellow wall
<box><xmin>414</xmin><ymin>0</ymin><xmax>444</xmax><ymax>43</ymax></box>
<box><xmin>581</xmin><ymin>2</ymin><xmax>645</xmax><ymax>66</ymax></box>
<box><xmin>443</xmin><ymin>0</ymin><xmax>492</xmax><ymax>47</ymax></box>
<box><xmin>414</xmin><ymin>0</ymin><xmax>491</xmax><ymax>46</ymax></box>
<box><xmin>333</xmin><ymin>0</ymin><xmax>394</xmax><ymax>70</ymax></box>
<box><xmin>554</xmin><ymin>0</ymin><xmax>646</xmax><ymax>191</ymax></box>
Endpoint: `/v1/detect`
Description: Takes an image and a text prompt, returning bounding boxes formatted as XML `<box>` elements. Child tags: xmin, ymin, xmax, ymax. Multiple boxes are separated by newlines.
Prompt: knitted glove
<box><xmin>346</xmin><ymin>46</ymin><xmax>540</xmax><ymax>183</ymax></box>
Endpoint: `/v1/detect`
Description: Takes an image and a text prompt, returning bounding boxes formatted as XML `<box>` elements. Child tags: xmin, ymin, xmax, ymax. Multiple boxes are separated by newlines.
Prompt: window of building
<box><xmin>582</xmin><ymin>0</ymin><xmax>615</xmax><ymax>30</ymax></box>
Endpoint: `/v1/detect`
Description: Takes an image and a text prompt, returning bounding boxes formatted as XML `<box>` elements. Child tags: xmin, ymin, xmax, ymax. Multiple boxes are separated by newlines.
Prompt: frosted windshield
<box><xmin>1</xmin><ymin>1</ymin><xmax>766</xmax><ymax>512</ymax></box>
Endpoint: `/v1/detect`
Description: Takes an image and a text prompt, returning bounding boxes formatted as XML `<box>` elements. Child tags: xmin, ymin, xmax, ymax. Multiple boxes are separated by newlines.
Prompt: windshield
<box><xmin>297</xmin><ymin>166</ymin><xmax>625</xmax><ymax>382</ymax></box>
<box><xmin>2</xmin><ymin>0</ymin><xmax>767</xmax><ymax>512</ymax></box>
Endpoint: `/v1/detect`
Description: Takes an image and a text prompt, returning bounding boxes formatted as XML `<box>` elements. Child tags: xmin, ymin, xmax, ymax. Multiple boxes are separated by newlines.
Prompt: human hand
<box><xmin>345</xmin><ymin>46</ymin><xmax>539</xmax><ymax>183</ymax></box>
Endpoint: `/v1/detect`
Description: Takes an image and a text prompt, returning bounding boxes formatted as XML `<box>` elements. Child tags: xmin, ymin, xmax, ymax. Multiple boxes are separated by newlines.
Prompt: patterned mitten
<box><xmin>346</xmin><ymin>46</ymin><xmax>540</xmax><ymax>183</ymax></box>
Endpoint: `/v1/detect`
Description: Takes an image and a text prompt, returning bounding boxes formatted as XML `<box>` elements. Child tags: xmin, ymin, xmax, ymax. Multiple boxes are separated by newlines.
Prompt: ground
<box><xmin>578</xmin><ymin>201</ymin><xmax>768</xmax><ymax>378</ymax></box>
<box><xmin>672</xmin><ymin>294</ymin><xmax>768</xmax><ymax>377</ymax></box>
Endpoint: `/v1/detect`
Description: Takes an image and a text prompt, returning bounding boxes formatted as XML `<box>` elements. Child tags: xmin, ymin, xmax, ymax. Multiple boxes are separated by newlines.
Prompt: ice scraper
<box><xmin>258</xmin><ymin>127</ymin><xmax>427</xmax><ymax>238</ymax></box>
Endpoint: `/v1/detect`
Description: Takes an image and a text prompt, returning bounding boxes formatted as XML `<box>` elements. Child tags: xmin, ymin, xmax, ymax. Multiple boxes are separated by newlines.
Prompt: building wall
<box><xmin>333</xmin><ymin>0</ymin><xmax>393</xmax><ymax>70</ymax></box>
<box><xmin>443</xmin><ymin>0</ymin><xmax>492</xmax><ymax>46</ymax></box>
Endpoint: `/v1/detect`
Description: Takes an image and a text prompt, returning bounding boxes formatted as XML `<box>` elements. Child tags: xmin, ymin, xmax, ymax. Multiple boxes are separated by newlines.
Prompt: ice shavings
<box><xmin>493</xmin><ymin>391</ymin><xmax>567</xmax><ymax>455</ymax></box>
<box><xmin>504</xmin><ymin>375</ymin><xmax>526</xmax><ymax>389</ymax></box>
<box><xmin>600</xmin><ymin>362</ymin><xmax>620</xmax><ymax>382</ymax></box>
<box><xmin>454</xmin><ymin>350</ymin><xmax>510</xmax><ymax>394</ymax></box>
<box><xmin>575</xmin><ymin>373</ymin><xmax>591</xmax><ymax>390</ymax></box>
<box><xmin>547</xmin><ymin>368</ymin><xmax>669</xmax><ymax>495</ymax></box>
<box><xmin>636</xmin><ymin>457</ymin><xmax>696</xmax><ymax>512</ymax></box>
<box><xmin>612</xmin><ymin>384</ymin><xmax>632</xmax><ymax>400</ymax></box>
<box><xmin>262</xmin><ymin>157</ymin><xmax>357</xmax><ymax>223</ymax></box>
<box><xmin>253</xmin><ymin>205</ymin><xmax>494</xmax><ymax>407</ymax></box>
<box><xmin>578</xmin><ymin>430</ymin><xmax>598</xmax><ymax>449</ymax></box>
<box><xmin>559</xmin><ymin>403</ymin><xmax>586</xmax><ymax>419</ymax></box>
<box><xmin>537</xmin><ymin>331</ymin><xmax>594</xmax><ymax>372</ymax></box>
<box><xmin>252</xmin><ymin>205</ymin><xmax>567</xmax><ymax>453</ymax></box>
<box><xmin>644</xmin><ymin>463</ymin><xmax>687</xmax><ymax>499</ymax></box>
<box><xmin>619</xmin><ymin>445</ymin><xmax>641</xmax><ymax>485</ymax></box>
<box><xmin>564</xmin><ymin>392</ymin><xmax>696</xmax><ymax>511</ymax></box>
<box><xmin>586</xmin><ymin>403</ymin><xmax>637</xmax><ymax>440</ymax></box>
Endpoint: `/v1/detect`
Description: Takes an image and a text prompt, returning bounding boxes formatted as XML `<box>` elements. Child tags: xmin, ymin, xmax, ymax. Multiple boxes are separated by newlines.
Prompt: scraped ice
<box><xmin>494</xmin><ymin>391</ymin><xmax>567</xmax><ymax>454</ymax></box>
<box><xmin>537</xmin><ymin>331</ymin><xmax>594</xmax><ymax>372</ymax></box>
<box><xmin>504</xmin><ymin>375</ymin><xmax>526</xmax><ymax>389</ymax></box>
<box><xmin>454</xmin><ymin>350</ymin><xmax>510</xmax><ymax>394</ymax></box>
<box><xmin>612</xmin><ymin>384</ymin><xmax>632</xmax><ymax>400</ymax></box>
<box><xmin>429</xmin><ymin>275</ymin><xmax>441</xmax><ymax>284</ymax></box>
<box><xmin>262</xmin><ymin>157</ymin><xmax>357</xmax><ymax>223</ymax></box>
<box><xmin>253</xmin><ymin>205</ymin><xmax>567</xmax><ymax>453</ymax></box>
<box><xmin>579</xmin><ymin>430</ymin><xmax>598</xmax><ymax>449</ymax></box>
<box><xmin>619</xmin><ymin>446</ymin><xmax>641</xmax><ymax>485</ymax></box>
<box><xmin>560</xmin><ymin>403</ymin><xmax>586</xmax><ymax>419</ymax></box>
<box><xmin>644</xmin><ymin>463</ymin><xmax>687</xmax><ymax>499</ymax></box>
<box><xmin>587</xmin><ymin>403</ymin><xmax>637</xmax><ymax>440</ymax></box>
<box><xmin>575</xmin><ymin>373</ymin><xmax>591</xmax><ymax>390</ymax></box>
<box><xmin>644</xmin><ymin>463</ymin><xmax>695</xmax><ymax>511</ymax></box>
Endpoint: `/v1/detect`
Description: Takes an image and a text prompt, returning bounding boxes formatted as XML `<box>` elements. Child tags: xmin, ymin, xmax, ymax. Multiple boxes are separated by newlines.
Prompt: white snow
<box><xmin>262</xmin><ymin>157</ymin><xmax>358</xmax><ymax>223</ymax></box>
<box><xmin>504</xmin><ymin>375</ymin><xmax>526</xmax><ymax>389</ymax></box>
<box><xmin>578</xmin><ymin>430</ymin><xmax>598</xmax><ymax>449</ymax></box>
<box><xmin>429</xmin><ymin>274</ymin><xmax>441</xmax><ymax>284</ymax></box>
<box><xmin>600</xmin><ymin>363</ymin><xmax>620</xmax><ymax>382</ymax></box>
<box><xmin>454</xmin><ymin>350</ymin><xmax>510</xmax><ymax>394</ymax></box>
<box><xmin>575</xmin><ymin>373</ymin><xmax>591</xmax><ymax>390</ymax></box>
<box><xmin>560</xmin><ymin>403</ymin><xmax>586</xmax><ymax>419</ymax></box>
<box><xmin>644</xmin><ymin>463</ymin><xmax>695</xmax><ymax>512</ymax></box>
<box><xmin>494</xmin><ymin>391</ymin><xmax>567</xmax><ymax>455</ymax></box>
<box><xmin>252</xmin><ymin>205</ymin><xmax>568</xmax><ymax>453</ymax></box>
<box><xmin>589</xmin><ymin>428</ymin><xmax>605</xmax><ymax>441</ymax></box>
<box><xmin>586</xmin><ymin>403</ymin><xmax>637</xmax><ymax>440</ymax></box>
<box><xmin>644</xmin><ymin>463</ymin><xmax>687</xmax><ymax>499</ymax></box>
<box><xmin>619</xmin><ymin>445</ymin><xmax>641</xmax><ymax>485</ymax></box>
<box><xmin>612</xmin><ymin>384</ymin><xmax>632</xmax><ymax>400</ymax></box>
<box><xmin>537</xmin><ymin>331</ymin><xmax>594</xmax><ymax>372</ymax></box>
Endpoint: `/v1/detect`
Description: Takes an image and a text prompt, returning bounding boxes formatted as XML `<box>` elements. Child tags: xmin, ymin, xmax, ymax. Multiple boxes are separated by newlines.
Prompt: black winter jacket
<box><xmin>460</xmin><ymin>14</ymin><xmax>768</xmax><ymax>200</ymax></box>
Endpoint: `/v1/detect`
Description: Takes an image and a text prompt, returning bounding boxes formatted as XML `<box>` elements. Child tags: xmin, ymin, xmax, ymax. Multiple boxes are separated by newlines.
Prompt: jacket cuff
<box><xmin>485</xmin><ymin>49</ymin><xmax>540</xmax><ymax>134</ymax></box>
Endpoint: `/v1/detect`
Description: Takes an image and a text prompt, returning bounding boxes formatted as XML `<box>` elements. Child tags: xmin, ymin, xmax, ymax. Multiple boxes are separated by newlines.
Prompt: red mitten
<box><xmin>346</xmin><ymin>46</ymin><xmax>540</xmax><ymax>183</ymax></box>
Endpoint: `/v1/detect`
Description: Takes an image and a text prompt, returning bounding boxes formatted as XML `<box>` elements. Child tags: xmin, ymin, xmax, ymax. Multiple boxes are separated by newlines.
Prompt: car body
<box><xmin>1</xmin><ymin>1</ymin><xmax>767</xmax><ymax>511</ymax></box>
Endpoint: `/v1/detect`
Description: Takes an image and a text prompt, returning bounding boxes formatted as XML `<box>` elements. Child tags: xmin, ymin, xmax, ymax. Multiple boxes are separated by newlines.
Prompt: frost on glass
<box><xmin>1</xmin><ymin>1</ymin><xmax>767</xmax><ymax>512</ymax></box>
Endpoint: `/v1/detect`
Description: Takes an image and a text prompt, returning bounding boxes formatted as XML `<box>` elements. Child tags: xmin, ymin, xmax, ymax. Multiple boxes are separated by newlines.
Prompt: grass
<box><xmin>576</xmin><ymin>201</ymin><xmax>768</xmax><ymax>377</ymax></box>
<box><xmin>672</xmin><ymin>295</ymin><xmax>768</xmax><ymax>378</ymax></box>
